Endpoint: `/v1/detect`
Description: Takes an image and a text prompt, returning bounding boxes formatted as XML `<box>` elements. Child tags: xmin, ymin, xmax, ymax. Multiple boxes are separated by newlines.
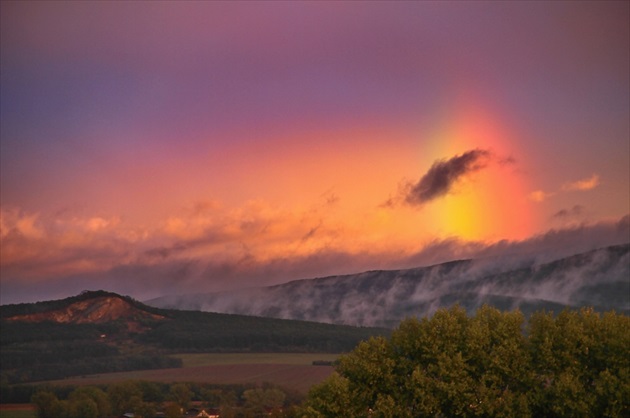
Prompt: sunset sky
<box><xmin>1</xmin><ymin>1</ymin><xmax>628</xmax><ymax>304</ymax></box>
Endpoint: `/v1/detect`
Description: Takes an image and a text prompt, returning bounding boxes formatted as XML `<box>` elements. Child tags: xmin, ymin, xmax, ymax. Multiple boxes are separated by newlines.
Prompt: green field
<box><xmin>173</xmin><ymin>352</ymin><xmax>340</xmax><ymax>367</ymax></box>
<box><xmin>0</xmin><ymin>408</ymin><xmax>36</xmax><ymax>418</ymax></box>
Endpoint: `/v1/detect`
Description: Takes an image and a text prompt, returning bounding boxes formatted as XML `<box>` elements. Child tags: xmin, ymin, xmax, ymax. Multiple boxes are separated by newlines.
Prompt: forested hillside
<box><xmin>0</xmin><ymin>291</ymin><xmax>387</xmax><ymax>384</ymax></box>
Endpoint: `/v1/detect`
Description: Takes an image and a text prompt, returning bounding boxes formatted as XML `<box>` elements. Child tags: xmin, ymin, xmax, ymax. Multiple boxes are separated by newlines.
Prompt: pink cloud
<box><xmin>562</xmin><ymin>174</ymin><xmax>601</xmax><ymax>191</ymax></box>
<box><xmin>529</xmin><ymin>174</ymin><xmax>601</xmax><ymax>203</ymax></box>
<box><xmin>528</xmin><ymin>190</ymin><xmax>554</xmax><ymax>202</ymax></box>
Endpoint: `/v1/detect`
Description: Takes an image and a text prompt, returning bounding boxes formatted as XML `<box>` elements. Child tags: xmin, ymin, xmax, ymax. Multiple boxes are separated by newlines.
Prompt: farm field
<box><xmin>41</xmin><ymin>353</ymin><xmax>340</xmax><ymax>394</ymax></box>
<box><xmin>174</xmin><ymin>352</ymin><xmax>340</xmax><ymax>367</ymax></box>
<box><xmin>0</xmin><ymin>404</ymin><xmax>36</xmax><ymax>418</ymax></box>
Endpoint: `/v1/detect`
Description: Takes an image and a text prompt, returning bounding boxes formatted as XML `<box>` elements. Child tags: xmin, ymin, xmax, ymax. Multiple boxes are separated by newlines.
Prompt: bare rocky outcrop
<box><xmin>6</xmin><ymin>295</ymin><xmax>165</xmax><ymax>331</ymax></box>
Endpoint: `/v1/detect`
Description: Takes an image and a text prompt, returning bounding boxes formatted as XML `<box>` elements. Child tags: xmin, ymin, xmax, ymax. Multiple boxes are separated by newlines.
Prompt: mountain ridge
<box><xmin>147</xmin><ymin>243</ymin><xmax>630</xmax><ymax>327</ymax></box>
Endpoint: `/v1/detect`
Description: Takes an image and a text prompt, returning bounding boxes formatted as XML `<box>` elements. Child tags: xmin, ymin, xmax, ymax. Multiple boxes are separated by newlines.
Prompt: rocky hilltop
<box><xmin>7</xmin><ymin>294</ymin><xmax>165</xmax><ymax>325</ymax></box>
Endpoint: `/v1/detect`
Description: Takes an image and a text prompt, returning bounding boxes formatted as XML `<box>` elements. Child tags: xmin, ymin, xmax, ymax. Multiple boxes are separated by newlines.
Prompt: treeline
<box><xmin>2</xmin><ymin>352</ymin><xmax>181</xmax><ymax>385</ymax></box>
<box><xmin>300</xmin><ymin>305</ymin><xmax>629</xmax><ymax>417</ymax></box>
<box><xmin>0</xmin><ymin>320</ymin><xmax>181</xmax><ymax>384</ymax></box>
<box><xmin>15</xmin><ymin>380</ymin><xmax>304</xmax><ymax>418</ymax></box>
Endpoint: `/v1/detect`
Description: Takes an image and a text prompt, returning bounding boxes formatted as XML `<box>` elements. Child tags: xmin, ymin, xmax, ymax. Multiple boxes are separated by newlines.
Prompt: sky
<box><xmin>1</xmin><ymin>1</ymin><xmax>629</xmax><ymax>304</ymax></box>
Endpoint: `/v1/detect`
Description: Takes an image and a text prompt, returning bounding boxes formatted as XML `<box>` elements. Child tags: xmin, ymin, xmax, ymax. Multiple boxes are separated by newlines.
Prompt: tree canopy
<box><xmin>300</xmin><ymin>305</ymin><xmax>629</xmax><ymax>417</ymax></box>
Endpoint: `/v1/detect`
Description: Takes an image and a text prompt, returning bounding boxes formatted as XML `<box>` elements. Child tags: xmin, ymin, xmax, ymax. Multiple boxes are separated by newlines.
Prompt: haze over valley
<box><xmin>148</xmin><ymin>243</ymin><xmax>630</xmax><ymax>327</ymax></box>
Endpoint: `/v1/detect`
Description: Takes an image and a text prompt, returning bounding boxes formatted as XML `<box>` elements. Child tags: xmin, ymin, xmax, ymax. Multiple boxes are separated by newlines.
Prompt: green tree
<box><xmin>300</xmin><ymin>373</ymin><xmax>354</xmax><ymax>417</ymax></box>
<box><xmin>202</xmin><ymin>388</ymin><xmax>223</xmax><ymax>407</ymax></box>
<box><xmin>107</xmin><ymin>381</ymin><xmax>143</xmax><ymax>415</ymax></box>
<box><xmin>135</xmin><ymin>401</ymin><xmax>157</xmax><ymax>418</ymax></box>
<box><xmin>243</xmin><ymin>387</ymin><xmax>286</xmax><ymax>416</ymax></box>
<box><xmin>164</xmin><ymin>403</ymin><xmax>183</xmax><ymax>418</ymax></box>
<box><xmin>138</xmin><ymin>380</ymin><xmax>165</xmax><ymax>403</ymax></box>
<box><xmin>463</xmin><ymin>306</ymin><xmax>531</xmax><ymax>417</ymax></box>
<box><xmin>169</xmin><ymin>383</ymin><xmax>192</xmax><ymax>410</ymax></box>
<box><xmin>68</xmin><ymin>386</ymin><xmax>111</xmax><ymax>418</ymax></box>
<box><xmin>218</xmin><ymin>390</ymin><xmax>238</xmax><ymax>418</ymax></box>
<box><xmin>32</xmin><ymin>391</ymin><xmax>65</xmax><ymax>418</ymax></box>
<box><xmin>589</xmin><ymin>310</ymin><xmax>630</xmax><ymax>417</ymax></box>
<box><xmin>300</xmin><ymin>306</ymin><xmax>630</xmax><ymax>418</ymax></box>
<box><xmin>528</xmin><ymin>308</ymin><xmax>630</xmax><ymax>417</ymax></box>
<box><xmin>70</xmin><ymin>398</ymin><xmax>98</xmax><ymax>418</ymax></box>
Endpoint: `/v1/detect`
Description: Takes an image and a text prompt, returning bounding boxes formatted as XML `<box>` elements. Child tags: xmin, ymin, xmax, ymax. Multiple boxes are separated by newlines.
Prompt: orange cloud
<box><xmin>528</xmin><ymin>190</ymin><xmax>554</xmax><ymax>202</ymax></box>
<box><xmin>562</xmin><ymin>174</ymin><xmax>600</xmax><ymax>191</ymax></box>
<box><xmin>0</xmin><ymin>208</ymin><xmax>44</xmax><ymax>240</ymax></box>
<box><xmin>529</xmin><ymin>174</ymin><xmax>601</xmax><ymax>203</ymax></box>
<box><xmin>0</xmin><ymin>208</ymin><xmax>139</xmax><ymax>277</ymax></box>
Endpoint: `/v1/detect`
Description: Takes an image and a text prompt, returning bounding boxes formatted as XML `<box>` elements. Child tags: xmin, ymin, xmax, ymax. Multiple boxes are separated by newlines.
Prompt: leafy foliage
<box><xmin>243</xmin><ymin>387</ymin><xmax>286</xmax><ymax>415</ymax></box>
<box><xmin>300</xmin><ymin>306</ymin><xmax>630</xmax><ymax>417</ymax></box>
<box><xmin>27</xmin><ymin>381</ymin><xmax>303</xmax><ymax>418</ymax></box>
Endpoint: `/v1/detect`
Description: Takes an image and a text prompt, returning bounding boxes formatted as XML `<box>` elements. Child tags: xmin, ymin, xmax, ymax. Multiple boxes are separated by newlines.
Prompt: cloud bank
<box><xmin>1</xmin><ymin>197</ymin><xmax>628</xmax><ymax>305</ymax></box>
<box><xmin>150</xmin><ymin>242</ymin><xmax>630</xmax><ymax>327</ymax></box>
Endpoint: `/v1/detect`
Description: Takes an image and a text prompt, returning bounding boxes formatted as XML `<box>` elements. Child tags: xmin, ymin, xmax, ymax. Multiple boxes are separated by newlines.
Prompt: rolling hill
<box><xmin>0</xmin><ymin>291</ymin><xmax>387</xmax><ymax>384</ymax></box>
<box><xmin>147</xmin><ymin>243</ymin><xmax>630</xmax><ymax>327</ymax></box>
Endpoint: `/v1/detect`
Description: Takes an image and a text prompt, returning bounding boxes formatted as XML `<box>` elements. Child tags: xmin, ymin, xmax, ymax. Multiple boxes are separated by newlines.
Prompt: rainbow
<box><xmin>419</xmin><ymin>101</ymin><xmax>536</xmax><ymax>242</ymax></box>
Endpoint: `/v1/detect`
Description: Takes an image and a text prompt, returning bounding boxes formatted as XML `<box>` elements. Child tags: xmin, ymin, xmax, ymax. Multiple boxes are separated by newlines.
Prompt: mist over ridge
<box><xmin>147</xmin><ymin>243</ymin><xmax>630</xmax><ymax>328</ymax></box>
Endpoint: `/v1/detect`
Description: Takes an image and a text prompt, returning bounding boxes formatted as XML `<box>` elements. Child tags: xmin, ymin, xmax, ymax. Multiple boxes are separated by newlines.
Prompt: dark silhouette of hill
<box><xmin>147</xmin><ymin>243</ymin><xmax>630</xmax><ymax>327</ymax></box>
<box><xmin>0</xmin><ymin>291</ymin><xmax>387</xmax><ymax>384</ymax></box>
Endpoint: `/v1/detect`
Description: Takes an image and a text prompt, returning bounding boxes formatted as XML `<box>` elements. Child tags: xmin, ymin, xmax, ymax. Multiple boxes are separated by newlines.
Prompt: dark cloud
<box><xmin>551</xmin><ymin>205</ymin><xmax>585</xmax><ymax>220</ymax></box>
<box><xmin>301</xmin><ymin>223</ymin><xmax>322</xmax><ymax>243</ymax></box>
<box><xmin>319</xmin><ymin>189</ymin><xmax>339</xmax><ymax>207</ymax></box>
<box><xmin>379</xmin><ymin>197</ymin><xmax>395</xmax><ymax>209</ymax></box>
<box><xmin>497</xmin><ymin>155</ymin><xmax>517</xmax><ymax>166</ymax></box>
<box><xmin>405</xmin><ymin>149</ymin><xmax>492</xmax><ymax>205</ymax></box>
<box><xmin>144</xmin><ymin>242</ymin><xmax>189</xmax><ymax>260</ymax></box>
